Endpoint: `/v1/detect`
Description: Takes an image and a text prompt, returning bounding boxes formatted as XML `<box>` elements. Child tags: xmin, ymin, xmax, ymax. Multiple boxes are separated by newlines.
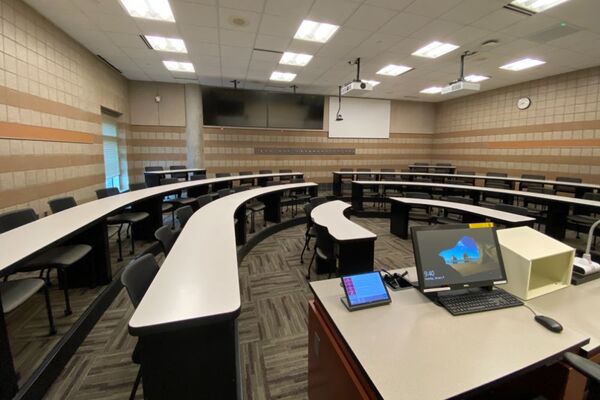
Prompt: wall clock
<box><xmin>517</xmin><ymin>97</ymin><xmax>531</xmax><ymax>110</ymax></box>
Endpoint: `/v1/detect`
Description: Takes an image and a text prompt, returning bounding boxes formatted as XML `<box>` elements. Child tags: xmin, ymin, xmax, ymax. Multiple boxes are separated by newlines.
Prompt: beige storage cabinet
<box><xmin>496</xmin><ymin>226</ymin><xmax>574</xmax><ymax>300</ymax></box>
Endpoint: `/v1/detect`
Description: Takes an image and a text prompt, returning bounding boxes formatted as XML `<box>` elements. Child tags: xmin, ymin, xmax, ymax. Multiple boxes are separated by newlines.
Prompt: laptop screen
<box><xmin>411</xmin><ymin>224</ymin><xmax>507</xmax><ymax>292</ymax></box>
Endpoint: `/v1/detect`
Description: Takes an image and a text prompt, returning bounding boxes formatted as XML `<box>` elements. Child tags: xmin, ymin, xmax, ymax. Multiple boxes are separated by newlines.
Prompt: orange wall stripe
<box><xmin>0</xmin><ymin>121</ymin><xmax>96</xmax><ymax>144</ymax></box>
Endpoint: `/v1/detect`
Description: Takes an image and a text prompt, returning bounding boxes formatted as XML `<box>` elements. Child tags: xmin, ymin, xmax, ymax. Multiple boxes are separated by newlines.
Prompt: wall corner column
<box><xmin>185</xmin><ymin>84</ymin><xmax>203</xmax><ymax>168</ymax></box>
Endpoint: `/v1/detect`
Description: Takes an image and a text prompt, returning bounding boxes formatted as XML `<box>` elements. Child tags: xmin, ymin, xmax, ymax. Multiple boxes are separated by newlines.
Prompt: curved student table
<box><xmin>389</xmin><ymin>197</ymin><xmax>535</xmax><ymax>239</ymax></box>
<box><xmin>0</xmin><ymin>171</ymin><xmax>303</xmax><ymax>399</ymax></box>
<box><xmin>352</xmin><ymin>180</ymin><xmax>600</xmax><ymax>240</ymax></box>
<box><xmin>143</xmin><ymin>168</ymin><xmax>206</xmax><ymax>186</ymax></box>
<box><xmin>332</xmin><ymin>171</ymin><xmax>600</xmax><ymax>197</ymax></box>
<box><xmin>127</xmin><ymin>182</ymin><xmax>317</xmax><ymax>398</ymax></box>
<box><xmin>408</xmin><ymin>164</ymin><xmax>456</xmax><ymax>172</ymax></box>
<box><xmin>310</xmin><ymin>200</ymin><xmax>376</xmax><ymax>274</ymax></box>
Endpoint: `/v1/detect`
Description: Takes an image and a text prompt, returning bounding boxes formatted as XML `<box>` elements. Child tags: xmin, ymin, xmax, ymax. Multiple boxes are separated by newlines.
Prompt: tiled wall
<box><xmin>0</xmin><ymin>0</ymin><xmax>129</xmax><ymax>215</ymax></box>
<box><xmin>433</xmin><ymin>67</ymin><xmax>600</xmax><ymax>183</ymax></box>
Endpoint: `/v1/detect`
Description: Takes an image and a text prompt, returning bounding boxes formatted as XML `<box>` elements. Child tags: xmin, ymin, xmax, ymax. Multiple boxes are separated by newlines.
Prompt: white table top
<box><xmin>389</xmin><ymin>197</ymin><xmax>535</xmax><ymax>223</ymax></box>
<box><xmin>128</xmin><ymin>182</ymin><xmax>317</xmax><ymax>334</ymax></box>
<box><xmin>332</xmin><ymin>171</ymin><xmax>600</xmax><ymax>190</ymax></box>
<box><xmin>0</xmin><ymin>172</ymin><xmax>303</xmax><ymax>275</ymax></box>
<box><xmin>527</xmin><ymin>278</ymin><xmax>600</xmax><ymax>355</ymax></box>
<box><xmin>311</xmin><ymin>200</ymin><xmax>376</xmax><ymax>242</ymax></box>
<box><xmin>355</xmin><ymin>181</ymin><xmax>600</xmax><ymax>208</ymax></box>
<box><xmin>144</xmin><ymin>168</ymin><xmax>206</xmax><ymax>175</ymax></box>
<box><xmin>310</xmin><ymin>277</ymin><xmax>589</xmax><ymax>400</ymax></box>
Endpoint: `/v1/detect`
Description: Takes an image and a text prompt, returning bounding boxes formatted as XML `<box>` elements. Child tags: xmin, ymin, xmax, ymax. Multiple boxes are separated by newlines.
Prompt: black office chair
<box><xmin>246</xmin><ymin>194</ymin><xmax>266</xmax><ymax>233</ymax></box>
<box><xmin>300</xmin><ymin>197</ymin><xmax>329</xmax><ymax>264</ymax></box>
<box><xmin>307</xmin><ymin>223</ymin><xmax>336</xmax><ymax>280</ymax></box>
<box><xmin>403</xmin><ymin>192</ymin><xmax>437</xmax><ymax>224</ymax></box>
<box><xmin>144</xmin><ymin>166</ymin><xmax>163</xmax><ymax>172</ymax></box>
<box><xmin>0</xmin><ymin>208</ymin><xmax>93</xmax><ymax>316</ymax></box>
<box><xmin>154</xmin><ymin>225</ymin><xmax>177</xmax><ymax>256</ymax></box>
<box><xmin>170</xmin><ymin>165</ymin><xmax>187</xmax><ymax>180</ymax></box>
<box><xmin>289</xmin><ymin>178</ymin><xmax>311</xmax><ymax>216</ymax></box>
<box><xmin>554</xmin><ymin>176</ymin><xmax>582</xmax><ymax>195</ymax></box>
<box><xmin>95</xmin><ymin>188</ymin><xmax>150</xmax><ymax>261</ymax></box>
<box><xmin>130</xmin><ymin>182</ymin><xmax>176</xmax><ymax>227</ymax></box>
<box><xmin>562</xmin><ymin>352</ymin><xmax>600</xmax><ymax>397</ymax></box>
<box><xmin>1</xmin><ymin>278</ymin><xmax>56</xmax><ymax>336</ymax></box>
<box><xmin>279</xmin><ymin>169</ymin><xmax>293</xmax><ymax>183</ymax></box>
<box><xmin>357</xmin><ymin>171</ymin><xmax>381</xmax><ymax>209</ymax></box>
<box><xmin>339</xmin><ymin>168</ymin><xmax>354</xmax><ymax>196</ymax></box>
<box><xmin>217</xmin><ymin>188</ymin><xmax>234</xmax><ymax>198</ymax></box>
<box><xmin>437</xmin><ymin>196</ymin><xmax>474</xmax><ymax>224</ymax></box>
<box><xmin>160</xmin><ymin>178</ymin><xmax>197</xmax><ymax>212</ymax></box>
<box><xmin>175</xmin><ymin>205</ymin><xmax>194</xmax><ymax>229</ymax></box>
<box><xmin>190</xmin><ymin>174</ymin><xmax>207</xmax><ymax>181</ymax></box>
<box><xmin>568</xmin><ymin>192</ymin><xmax>600</xmax><ymax>242</ymax></box>
<box><xmin>238</xmin><ymin>171</ymin><xmax>254</xmax><ymax>187</ymax></box>
<box><xmin>195</xmin><ymin>194</ymin><xmax>212</xmax><ymax>210</ymax></box>
<box><xmin>48</xmin><ymin>196</ymin><xmax>77</xmax><ymax>213</ymax></box>
<box><xmin>480</xmin><ymin>172</ymin><xmax>511</xmax><ymax>206</ymax></box>
<box><xmin>121</xmin><ymin>254</ymin><xmax>160</xmax><ymax>400</ymax></box>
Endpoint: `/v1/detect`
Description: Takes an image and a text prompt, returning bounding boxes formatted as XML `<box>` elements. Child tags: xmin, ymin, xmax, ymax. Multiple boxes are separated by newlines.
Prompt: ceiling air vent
<box><xmin>96</xmin><ymin>55</ymin><xmax>122</xmax><ymax>74</ymax></box>
<box><xmin>503</xmin><ymin>4</ymin><xmax>535</xmax><ymax>16</ymax></box>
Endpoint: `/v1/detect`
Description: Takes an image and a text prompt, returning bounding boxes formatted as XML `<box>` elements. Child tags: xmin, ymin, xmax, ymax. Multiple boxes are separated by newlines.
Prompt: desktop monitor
<box><xmin>411</xmin><ymin>224</ymin><xmax>508</xmax><ymax>293</ymax></box>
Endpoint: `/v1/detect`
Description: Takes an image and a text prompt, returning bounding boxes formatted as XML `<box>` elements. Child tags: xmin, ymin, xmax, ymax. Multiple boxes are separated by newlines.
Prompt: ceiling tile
<box><xmin>171</xmin><ymin>2</ymin><xmax>218</xmax><ymax>27</ymax></box>
<box><xmin>307</xmin><ymin>0</ymin><xmax>362</xmax><ymax>25</ymax></box>
<box><xmin>404</xmin><ymin>0</ymin><xmax>463</xmax><ymax>18</ymax></box>
<box><xmin>344</xmin><ymin>5</ymin><xmax>398</xmax><ymax>32</ymax></box>
<box><xmin>219</xmin><ymin>0</ymin><xmax>265</xmax><ymax>13</ymax></box>
<box><xmin>439</xmin><ymin>0</ymin><xmax>503</xmax><ymax>25</ymax></box>
<box><xmin>259</xmin><ymin>14</ymin><xmax>302</xmax><ymax>37</ymax></box>
<box><xmin>219</xmin><ymin>8</ymin><xmax>261</xmax><ymax>32</ymax></box>
<box><xmin>471</xmin><ymin>9</ymin><xmax>528</xmax><ymax>32</ymax></box>
<box><xmin>264</xmin><ymin>0</ymin><xmax>313</xmax><ymax>17</ymax></box>
<box><xmin>179</xmin><ymin>25</ymin><xmax>219</xmax><ymax>44</ymax></box>
<box><xmin>379</xmin><ymin>12</ymin><xmax>432</xmax><ymax>37</ymax></box>
<box><xmin>219</xmin><ymin>29</ymin><xmax>256</xmax><ymax>47</ymax></box>
<box><xmin>188</xmin><ymin>42</ymin><xmax>220</xmax><ymax>56</ymax></box>
<box><xmin>254</xmin><ymin>34</ymin><xmax>291</xmax><ymax>52</ymax></box>
<box><xmin>408</xmin><ymin>19</ymin><xmax>463</xmax><ymax>41</ymax></box>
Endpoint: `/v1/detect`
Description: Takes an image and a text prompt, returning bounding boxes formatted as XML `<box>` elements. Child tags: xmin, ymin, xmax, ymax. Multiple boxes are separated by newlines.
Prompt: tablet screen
<box><xmin>342</xmin><ymin>272</ymin><xmax>390</xmax><ymax>307</ymax></box>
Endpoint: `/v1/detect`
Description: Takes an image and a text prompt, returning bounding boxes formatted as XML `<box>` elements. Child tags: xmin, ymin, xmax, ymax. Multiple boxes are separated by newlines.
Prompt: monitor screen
<box><xmin>411</xmin><ymin>225</ymin><xmax>507</xmax><ymax>292</ymax></box>
<box><xmin>342</xmin><ymin>272</ymin><xmax>390</xmax><ymax>307</ymax></box>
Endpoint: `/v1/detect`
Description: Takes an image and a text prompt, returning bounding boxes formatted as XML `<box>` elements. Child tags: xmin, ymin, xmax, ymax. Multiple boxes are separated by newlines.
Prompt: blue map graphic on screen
<box><xmin>438</xmin><ymin>236</ymin><xmax>481</xmax><ymax>266</ymax></box>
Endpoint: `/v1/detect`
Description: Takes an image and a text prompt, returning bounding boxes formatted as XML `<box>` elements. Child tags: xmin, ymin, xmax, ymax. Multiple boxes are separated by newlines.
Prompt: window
<box><xmin>102</xmin><ymin>117</ymin><xmax>120</xmax><ymax>189</ymax></box>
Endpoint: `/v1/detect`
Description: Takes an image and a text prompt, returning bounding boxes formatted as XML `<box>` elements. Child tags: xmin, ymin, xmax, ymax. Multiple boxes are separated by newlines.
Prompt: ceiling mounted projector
<box><xmin>340</xmin><ymin>57</ymin><xmax>374</xmax><ymax>95</ymax></box>
<box><xmin>442</xmin><ymin>50</ymin><xmax>481</xmax><ymax>95</ymax></box>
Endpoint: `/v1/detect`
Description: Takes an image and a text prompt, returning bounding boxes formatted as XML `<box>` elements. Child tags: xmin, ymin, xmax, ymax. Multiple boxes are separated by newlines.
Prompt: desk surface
<box><xmin>129</xmin><ymin>182</ymin><xmax>317</xmax><ymax>335</ymax></box>
<box><xmin>334</xmin><ymin>171</ymin><xmax>600</xmax><ymax>190</ymax></box>
<box><xmin>311</xmin><ymin>200</ymin><xmax>376</xmax><ymax>242</ymax></box>
<box><xmin>389</xmin><ymin>197</ymin><xmax>535</xmax><ymax>223</ymax></box>
<box><xmin>310</xmin><ymin>277</ymin><xmax>589</xmax><ymax>400</ymax></box>
<box><xmin>0</xmin><ymin>172</ymin><xmax>303</xmax><ymax>275</ymax></box>
<box><xmin>355</xmin><ymin>180</ymin><xmax>600</xmax><ymax>208</ymax></box>
<box><xmin>143</xmin><ymin>168</ymin><xmax>206</xmax><ymax>175</ymax></box>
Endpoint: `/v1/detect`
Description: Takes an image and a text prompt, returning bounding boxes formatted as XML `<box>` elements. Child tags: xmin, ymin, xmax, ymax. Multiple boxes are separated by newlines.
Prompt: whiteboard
<box><xmin>328</xmin><ymin>97</ymin><xmax>390</xmax><ymax>138</ymax></box>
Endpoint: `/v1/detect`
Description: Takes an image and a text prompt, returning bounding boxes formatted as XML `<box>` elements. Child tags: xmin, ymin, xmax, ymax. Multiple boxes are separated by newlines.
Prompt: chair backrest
<box><xmin>436</xmin><ymin>163</ymin><xmax>452</xmax><ymax>166</ymax></box>
<box><xmin>521</xmin><ymin>174</ymin><xmax>545</xmax><ymax>190</ymax></box>
<box><xmin>555</xmin><ymin>176</ymin><xmax>582</xmax><ymax>193</ymax></box>
<box><xmin>381</xmin><ymin>168</ymin><xmax>395</xmax><ymax>172</ymax></box>
<box><xmin>522</xmin><ymin>174</ymin><xmax>545</xmax><ymax>180</ymax></box>
<box><xmin>217</xmin><ymin>188</ymin><xmax>234</xmax><ymax>198</ymax></box>
<box><xmin>95</xmin><ymin>187</ymin><xmax>120</xmax><ymax>199</ymax></box>
<box><xmin>314</xmin><ymin>223</ymin><xmax>335</xmax><ymax>260</ymax></box>
<box><xmin>195</xmin><ymin>194</ymin><xmax>212</xmax><ymax>209</ymax></box>
<box><xmin>154</xmin><ymin>225</ymin><xmax>177</xmax><ymax>255</ymax></box>
<box><xmin>175</xmin><ymin>206</ymin><xmax>194</xmax><ymax>228</ymax></box>
<box><xmin>356</xmin><ymin>173</ymin><xmax>372</xmax><ymax>181</ymax></box>
<box><xmin>357</xmin><ymin>168</ymin><xmax>371</xmax><ymax>172</ymax></box>
<box><xmin>414</xmin><ymin>163</ymin><xmax>427</xmax><ymax>165</ymax></box>
<box><xmin>494</xmin><ymin>203</ymin><xmax>529</xmax><ymax>216</ymax></box>
<box><xmin>340</xmin><ymin>168</ymin><xmax>353</xmax><ymax>172</ymax></box>
<box><xmin>279</xmin><ymin>169</ymin><xmax>292</xmax><ymax>173</ymax></box>
<box><xmin>239</xmin><ymin>171</ymin><xmax>252</xmax><ymax>176</ymax></box>
<box><xmin>129</xmin><ymin>182</ymin><xmax>147</xmax><ymax>191</ymax></box>
<box><xmin>145</xmin><ymin>166</ymin><xmax>163</xmax><ymax>172</ymax></box>
<box><xmin>48</xmin><ymin>197</ymin><xmax>77</xmax><ymax>214</ymax></box>
<box><xmin>234</xmin><ymin>185</ymin><xmax>250</xmax><ymax>193</ymax></box>
<box><xmin>445</xmin><ymin>196</ymin><xmax>473</xmax><ymax>205</ymax></box>
<box><xmin>486</xmin><ymin>172</ymin><xmax>508</xmax><ymax>177</ymax></box>
<box><xmin>0</xmin><ymin>208</ymin><xmax>38</xmax><ymax>233</ymax></box>
<box><xmin>457</xmin><ymin>170</ymin><xmax>475</xmax><ymax>175</ymax></box>
<box><xmin>121</xmin><ymin>254</ymin><xmax>160</xmax><ymax>308</ymax></box>
<box><xmin>259</xmin><ymin>169</ymin><xmax>272</xmax><ymax>174</ymax></box>
<box><xmin>160</xmin><ymin>178</ymin><xmax>179</xmax><ymax>185</ymax></box>
<box><xmin>169</xmin><ymin>165</ymin><xmax>187</xmax><ymax>179</ymax></box>
<box><xmin>190</xmin><ymin>174</ymin><xmax>207</xmax><ymax>181</ymax></box>
<box><xmin>170</xmin><ymin>165</ymin><xmax>186</xmax><ymax>170</ymax></box>
<box><xmin>265</xmin><ymin>181</ymin><xmax>281</xmax><ymax>186</ymax></box>
<box><xmin>404</xmin><ymin>192</ymin><xmax>431</xmax><ymax>199</ymax></box>
<box><xmin>215</xmin><ymin>172</ymin><xmax>231</xmax><ymax>178</ymax></box>
<box><xmin>484</xmin><ymin>173</ymin><xmax>509</xmax><ymax>188</ymax></box>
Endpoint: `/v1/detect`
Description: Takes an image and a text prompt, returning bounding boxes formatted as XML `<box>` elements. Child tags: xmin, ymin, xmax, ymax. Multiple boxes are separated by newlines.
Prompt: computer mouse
<box><xmin>534</xmin><ymin>315</ymin><xmax>563</xmax><ymax>333</ymax></box>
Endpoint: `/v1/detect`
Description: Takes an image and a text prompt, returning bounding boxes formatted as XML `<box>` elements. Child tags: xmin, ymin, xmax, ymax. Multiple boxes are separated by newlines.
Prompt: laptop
<box><xmin>411</xmin><ymin>223</ymin><xmax>522</xmax><ymax>315</ymax></box>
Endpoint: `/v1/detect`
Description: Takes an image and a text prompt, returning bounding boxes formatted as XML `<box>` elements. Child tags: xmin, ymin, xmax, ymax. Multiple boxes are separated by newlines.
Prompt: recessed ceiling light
<box><xmin>376</xmin><ymin>64</ymin><xmax>413</xmax><ymax>76</ymax></box>
<box><xmin>163</xmin><ymin>60</ymin><xmax>195</xmax><ymax>73</ymax></box>
<box><xmin>270</xmin><ymin>71</ymin><xmax>296</xmax><ymax>82</ymax></box>
<box><xmin>420</xmin><ymin>86</ymin><xmax>442</xmax><ymax>94</ymax></box>
<box><xmin>464</xmin><ymin>74</ymin><xmax>490</xmax><ymax>83</ymax></box>
<box><xmin>412</xmin><ymin>41</ymin><xmax>459</xmax><ymax>59</ymax></box>
<box><xmin>279</xmin><ymin>52</ymin><xmax>313</xmax><ymax>67</ymax></box>
<box><xmin>294</xmin><ymin>20</ymin><xmax>339</xmax><ymax>43</ymax></box>
<box><xmin>362</xmin><ymin>80</ymin><xmax>380</xmax><ymax>87</ymax></box>
<box><xmin>500</xmin><ymin>58</ymin><xmax>545</xmax><ymax>71</ymax></box>
<box><xmin>119</xmin><ymin>0</ymin><xmax>175</xmax><ymax>22</ymax></box>
<box><xmin>509</xmin><ymin>0</ymin><xmax>569</xmax><ymax>13</ymax></box>
<box><xmin>145</xmin><ymin>36</ymin><xmax>187</xmax><ymax>53</ymax></box>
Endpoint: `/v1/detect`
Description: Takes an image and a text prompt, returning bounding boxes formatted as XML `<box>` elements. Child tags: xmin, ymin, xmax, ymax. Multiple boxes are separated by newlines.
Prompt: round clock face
<box><xmin>517</xmin><ymin>97</ymin><xmax>531</xmax><ymax>110</ymax></box>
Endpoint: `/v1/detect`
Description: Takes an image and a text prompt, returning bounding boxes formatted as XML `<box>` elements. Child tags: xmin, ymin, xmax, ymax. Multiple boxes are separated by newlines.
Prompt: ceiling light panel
<box><xmin>376</xmin><ymin>64</ymin><xmax>413</xmax><ymax>76</ymax></box>
<box><xmin>270</xmin><ymin>71</ymin><xmax>297</xmax><ymax>82</ymax></box>
<box><xmin>145</xmin><ymin>36</ymin><xmax>187</xmax><ymax>53</ymax></box>
<box><xmin>420</xmin><ymin>86</ymin><xmax>442</xmax><ymax>94</ymax></box>
<box><xmin>362</xmin><ymin>80</ymin><xmax>380</xmax><ymax>87</ymax></box>
<box><xmin>509</xmin><ymin>0</ymin><xmax>570</xmax><ymax>13</ymax></box>
<box><xmin>279</xmin><ymin>52</ymin><xmax>313</xmax><ymax>66</ymax></box>
<box><xmin>163</xmin><ymin>60</ymin><xmax>195</xmax><ymax>72</ymax></box>
<box><xmin>464</xmin><ymin>74</ymin><xmax>489</xmax><ymax>82</ymax></box>
<box><xmin>294</xmin><ymin>20</ymin><xmax>339</xmax><ymax>43</ymax></box>
<box><xmin>500</xmin><ymin>58</ymin><xmax>545</xmax><ymax>71</ymax></box>
<box><xmin>412</xmin><ymin>41</ymin><xmax>459</xmax><ymax>59</ymax></box>
<box><xmin>120</xmin><ymin>0</ymin><xmax>175</xmax><ymax>22</ymax></box>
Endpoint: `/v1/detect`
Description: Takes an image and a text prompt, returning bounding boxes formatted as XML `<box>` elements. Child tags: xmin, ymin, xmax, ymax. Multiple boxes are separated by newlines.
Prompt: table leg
<box><xmin>309</xmin><ymin>185</ymin><xmax>319</xmax><ymax>198</ymax></box>
<box><xmin>545</xmin><ymin>201</ymin><xmax>569</xmax><ymax>240</ymax></box>
<box><xmin>234</xmin><ymin>204</ymin><xmax>247</xmax><ymax>245</ymax></box>
<box><xmin>144</xmin><ymin>173</ymin><xmax>160</xmax><ymax>187</ymax></box>
<box><xmin>337</xmin><ymin>241</ymin><xmax>375</xmax><ymax>275</ymax></box>
<box><xmin>261</xmin><ymin>192</ymin><xmax>281</xmax><ymax>223</ymax></box>
<box><xmin>351</xmin><ymin>183</ymin><xmax>363</xmax><ymax>211</ymax></box>
<box><xmin>63</xmin><ymin>221</ymin><xmax>112</xmax><ymax>287</ymax></box>
<box><xmin>390</xmin><ymin>201</ymin><xmax>410</xmax><ymax>239</ymax></box>
<box><xmin>131</xmin><ymin>196</ymin><xmax>163</xmax><ymax>241</ymax></box>
<box><xmin>0</xmin><ymin>298</ymin><xmax>18</xmax><ymax>400</ymax></box>
<box><xmin>333</xmin><ymin>174</ymin><xmax>342</xmax><ymax>197</ymax></box>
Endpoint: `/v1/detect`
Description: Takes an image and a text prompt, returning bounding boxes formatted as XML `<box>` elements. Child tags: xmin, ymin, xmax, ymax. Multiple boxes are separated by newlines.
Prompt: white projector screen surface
<box><xmin>328</xmin><ymin>97</ymin><xmax>390</xmax><ymax>138</ymax></box>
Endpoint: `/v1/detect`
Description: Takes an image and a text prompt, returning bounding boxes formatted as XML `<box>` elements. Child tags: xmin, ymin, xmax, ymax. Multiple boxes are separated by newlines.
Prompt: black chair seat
<box><xmin>162</xmin><ymin>203</ymin><xmax>174</xmax><ymax>213</ymax></box>
<box><xmin>247</xmin><ymin>201</ymin><xmax>265</xmax><ymax>212</ymax></box>
<box><xmin>24</xmin><ymin>244</ymin><xmax>92</xmax><ymax>269</ymax></box>
<box><xmin>0</xmin><ymin>279</ymin><xmax>46</xmax><ymax>313</ymax></box>
<box><xmin>568</xmin><ymin>215</ymin><xmax>597</xmax><ymax>225</ymax></box>
<box><xmin>107</xmin><ymin>212</ymin><xmax>149</xmax><ymax>224</ymax></box>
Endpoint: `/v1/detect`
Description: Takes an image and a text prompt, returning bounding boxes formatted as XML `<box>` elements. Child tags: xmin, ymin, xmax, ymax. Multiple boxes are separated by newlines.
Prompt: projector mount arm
<box><xmin>348</xmin><ymin>57</ymin><xmax>361</xmax><ymax>82</ymax></box>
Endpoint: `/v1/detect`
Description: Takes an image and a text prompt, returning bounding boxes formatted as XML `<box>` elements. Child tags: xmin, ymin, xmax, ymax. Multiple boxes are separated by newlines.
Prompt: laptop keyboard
<box><xmin>438</xmin><ymin>289</ymin><xmax>523</xmax><ymax>316</ymax></box>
